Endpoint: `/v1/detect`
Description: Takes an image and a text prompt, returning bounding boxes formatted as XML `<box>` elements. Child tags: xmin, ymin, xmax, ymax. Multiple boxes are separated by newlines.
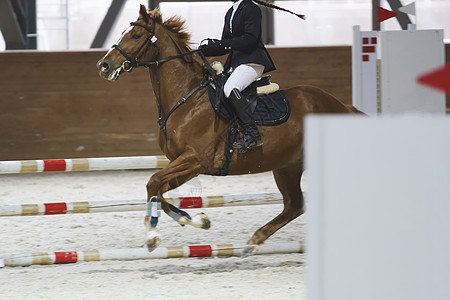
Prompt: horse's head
<box><xmin>97</xmin><ymin>4</ymin><xmax>159</xmax><ymax>81</ymax></box>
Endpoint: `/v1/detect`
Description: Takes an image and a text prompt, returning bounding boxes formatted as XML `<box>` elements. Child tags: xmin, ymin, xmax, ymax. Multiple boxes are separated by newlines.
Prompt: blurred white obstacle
<box><xmin>306</xmin><ymin>115</ymin><xmax>450</xmax><ymax>300</ymax></box>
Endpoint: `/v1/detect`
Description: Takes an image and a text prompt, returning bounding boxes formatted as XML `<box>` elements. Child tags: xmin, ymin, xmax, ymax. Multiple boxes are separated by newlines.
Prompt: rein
<box><xmin>112</xmin><ymin>20</ymin><xmax>211</xmax><ymax>141</ymax></box>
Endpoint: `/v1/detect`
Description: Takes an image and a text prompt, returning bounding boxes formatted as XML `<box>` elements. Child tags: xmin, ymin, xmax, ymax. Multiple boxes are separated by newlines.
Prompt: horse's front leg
<box><xmin>162</xmin><ymin>195</ymin><xmax>211</xmax><ymax>229</ymax></box>
<box><xmin>144</xmin><ymin>152</ymin><xmax>210</xmax><ymax>252</ymax></box>
<box><xmin>144</xmin><ymin>195</ymin><xmax>162</xmax><ymax>252</ymax></box>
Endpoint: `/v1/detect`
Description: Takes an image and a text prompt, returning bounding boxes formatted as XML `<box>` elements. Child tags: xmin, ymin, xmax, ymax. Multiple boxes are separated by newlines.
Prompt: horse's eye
<box><xmin>132</xmin><ymin>34</ymin><xmax>141</xmax><ymax>40</ymax></box>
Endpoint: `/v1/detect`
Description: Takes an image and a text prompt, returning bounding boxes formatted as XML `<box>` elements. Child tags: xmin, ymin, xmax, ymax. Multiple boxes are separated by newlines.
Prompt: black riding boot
<box><xmin>227</xmin><ymin>88</ymin><xmax>263</xmax><ymax>152</ymax></box>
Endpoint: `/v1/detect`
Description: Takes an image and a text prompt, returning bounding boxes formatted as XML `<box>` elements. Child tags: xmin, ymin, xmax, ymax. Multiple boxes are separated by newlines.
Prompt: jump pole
<box><xmin>0</xmin><ymin>241</ymin><xmax>304</xmax><ymax>267</ymax></box>
<box><xmin>0</xmin><ymin>193</ymin><xmax>283</xmax><ymax>217</ymax></box>
<box><xmin>0</xmin><ymin>155</ymin><xmax>169</xmax><ymax>174</ymax></box>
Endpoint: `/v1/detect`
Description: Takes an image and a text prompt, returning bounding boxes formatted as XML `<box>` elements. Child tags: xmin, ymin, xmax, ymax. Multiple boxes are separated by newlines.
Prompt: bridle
<box><xmin>112</xmin><ymin>19</ymin><xmax>159</xmax><ymax>72</ymax></box>
<box><xmin>110</xmin><ymin>18</ymin><xmax>212</xmax><ymax>141</ymax></box>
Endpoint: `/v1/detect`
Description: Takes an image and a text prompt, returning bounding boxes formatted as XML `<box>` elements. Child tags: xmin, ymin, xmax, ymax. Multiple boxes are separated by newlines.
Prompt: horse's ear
<box><xmin>139</xmin><ymin>4</ymin><xmax>149</xmax><ymax>22</ymax></box>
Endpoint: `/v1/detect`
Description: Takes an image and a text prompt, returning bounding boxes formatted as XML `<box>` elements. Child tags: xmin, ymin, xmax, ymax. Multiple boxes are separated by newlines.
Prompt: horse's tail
<box><xmin>252</xmin><ymin>0</ymin><xmax>306</xmax><ymax>20</ymax></box>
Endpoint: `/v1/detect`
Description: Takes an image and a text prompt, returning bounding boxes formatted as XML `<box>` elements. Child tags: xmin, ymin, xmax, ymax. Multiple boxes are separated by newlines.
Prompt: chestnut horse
<box><xmin>98</xmin><ymin>5</ymin><xmax>358</xmax><ymax>253</ymax></box>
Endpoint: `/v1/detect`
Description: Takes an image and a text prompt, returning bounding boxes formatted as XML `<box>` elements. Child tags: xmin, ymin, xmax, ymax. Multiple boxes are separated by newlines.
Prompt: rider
<box><xmin>200</xmin><ymin>0</ymin><xmax>305</xmax><ymax>153</ymax></box>
<box><xmin>199</xmin><ymin>0</ymin><xmax>275</xmax><ymax>152</ymax></box>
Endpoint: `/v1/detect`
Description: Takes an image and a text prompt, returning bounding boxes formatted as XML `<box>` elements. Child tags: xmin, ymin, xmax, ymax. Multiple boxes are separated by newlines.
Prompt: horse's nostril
<box><xmin>101</xmin><ymin>61</ymin><xmax>110</xmax><ymax>72</ymax></box>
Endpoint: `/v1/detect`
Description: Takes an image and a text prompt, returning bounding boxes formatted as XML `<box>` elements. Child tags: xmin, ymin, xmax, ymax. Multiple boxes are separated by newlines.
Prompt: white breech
<box><xmin>224</xmin><ymin>63</ymin><xmax>265</xmax><ymax>98</ymax></box>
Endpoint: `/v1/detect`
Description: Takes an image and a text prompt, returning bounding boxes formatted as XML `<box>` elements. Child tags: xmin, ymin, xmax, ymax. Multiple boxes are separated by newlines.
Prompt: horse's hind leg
<box><xmin>247</xmin><ymin>161</ymin><xmax>305</xmax><ymax>247</ymax></box>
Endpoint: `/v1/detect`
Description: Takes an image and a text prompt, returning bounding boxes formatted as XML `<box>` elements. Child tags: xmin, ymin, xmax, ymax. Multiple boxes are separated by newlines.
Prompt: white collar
<box><xmin>230</xmin><ymin>0</ymin><xmax>244</xmax><ymax>33</ymax></box>
<box><xmin>232</xmin><ymin>0</ymin><xmax>243</xmax><ymax>11</ymax></box>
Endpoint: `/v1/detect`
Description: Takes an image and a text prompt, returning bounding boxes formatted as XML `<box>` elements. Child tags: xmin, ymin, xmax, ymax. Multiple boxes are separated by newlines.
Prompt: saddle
<box><xmin>205</xmin><ymin>62</ymin><xmax>291</xmax><ymax>177</ymax></box>
<box><xmin>207</xmin><ymin>62</ymin><xmax>290</xmax><ymax>126</ymax></box>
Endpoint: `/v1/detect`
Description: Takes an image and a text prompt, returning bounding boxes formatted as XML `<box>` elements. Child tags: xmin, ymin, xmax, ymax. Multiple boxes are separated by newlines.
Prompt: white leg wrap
<box><xmin>146</xmin><ymin>197</ymin><xmax>161</xmax><ymax>228</ymax></box>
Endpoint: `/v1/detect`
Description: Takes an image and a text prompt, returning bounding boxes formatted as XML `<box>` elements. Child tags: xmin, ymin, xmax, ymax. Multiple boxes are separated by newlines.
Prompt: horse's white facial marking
<box><xmin>102</xmin><ymin>26</ymin><xmax>133</xmax><ymax>58</ymax></box>
<box><xmin>115</xmin><ymin>26</ymin><xmax>134</xmax><ymax>46</ymax></box>
<box><xmin>102</xmin><ymin>26</ymin><xmax>133</xmax><ymax>81</ymax></box>
<box><xmin>104</xmin><ymin>47</ymin><xmax>114</xmax><ymax>57</ymax></box>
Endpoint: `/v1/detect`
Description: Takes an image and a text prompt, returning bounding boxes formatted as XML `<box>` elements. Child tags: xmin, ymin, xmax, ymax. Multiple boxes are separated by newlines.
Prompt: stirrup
<box><xmin>237</xmin><ymin>140</ymin><xmax>263</xmax><ymax>154</ymax></box>
<box><xmin>233</xmin><ymin>134</ymin><xmax>263</xmax><ymax>153</ymax></box>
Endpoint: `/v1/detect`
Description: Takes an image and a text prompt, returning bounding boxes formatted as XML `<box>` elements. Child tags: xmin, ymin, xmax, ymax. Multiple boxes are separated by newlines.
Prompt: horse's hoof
<box><xmin>144</xmin><ymin>231</ymin><xmax>161</xmax><ymax>252</ymax></box>
<box><xmin>191</xmin><ymin>212</ymin><xmax>211</xmax><ymax>229</ymax></box>
<box><xmin>177</xmin><ymin>216</ymin><xmax>189</xmax><ymax>226</ymax></box>
<box><xmin>242</xmin><ymin>245</ymin><xmax>259</xmax><ymax>257</ymax></box>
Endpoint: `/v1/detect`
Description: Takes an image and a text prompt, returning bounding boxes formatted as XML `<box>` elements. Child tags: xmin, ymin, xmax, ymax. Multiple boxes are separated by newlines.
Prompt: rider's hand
<box><xmin>199</xmin><ymin>39</ymin><xmax>231</xmax><ymax>57</ymax></box>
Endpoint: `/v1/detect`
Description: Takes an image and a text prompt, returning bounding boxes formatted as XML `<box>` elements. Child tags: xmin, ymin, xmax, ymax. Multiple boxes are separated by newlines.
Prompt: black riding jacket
<box><xmin>221</xmin><ymin>0</ymin><xmax>276</xmax><ymax>73</ymax></box>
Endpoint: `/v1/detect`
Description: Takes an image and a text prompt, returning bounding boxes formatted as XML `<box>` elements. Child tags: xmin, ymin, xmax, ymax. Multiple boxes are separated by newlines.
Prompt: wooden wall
<box><xmin>268</xmin><ymin>46</ymin><xmax>352</xmax><ymax>103</ymax></box>
<box><xmin>0</xmin><ymin>45</ymin><xmax>447</xmax><ymax>160</ymax></box>
<box><xmin>0</xmin><ymin>51</ymin><xmax>160</xmax><ymax>160</ymax></box>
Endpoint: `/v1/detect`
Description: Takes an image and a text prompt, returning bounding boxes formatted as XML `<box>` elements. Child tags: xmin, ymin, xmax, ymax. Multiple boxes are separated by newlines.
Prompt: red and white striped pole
<box><xmin>0</xmin><ymin>155</ymin><xmax>169</xmax><ymax>174</ymax></box>
<box><xmin>0</xmin><ymin>193</ymin><xmax>283</xmax><ymax>217</ymax></box>
<box><xmin>0</xmin><ymin>241</ymin><xmax>304</xmax><ymax>267</ymax></box>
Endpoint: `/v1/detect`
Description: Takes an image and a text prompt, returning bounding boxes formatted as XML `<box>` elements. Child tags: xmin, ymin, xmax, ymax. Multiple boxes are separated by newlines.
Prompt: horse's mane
<box><xmin>146</xmin><ymin>9</ymin><xmax>206</xmax><ymax>69</ymax></box>
<box><xmin>148</xmin><ymin>9</ymin><xmax>192</xmax><ymax>51</ymax></box>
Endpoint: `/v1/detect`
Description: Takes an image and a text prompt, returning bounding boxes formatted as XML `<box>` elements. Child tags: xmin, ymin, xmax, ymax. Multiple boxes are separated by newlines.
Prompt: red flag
<box><xmin>417</xmin><ymin>64</ymin><xmax>450</xmax><ymax>94</ymax></box>
<box><xmin>378</xmin><ymin>7</ymin><xmax>397</xmax><ymax>23</ymax></box>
